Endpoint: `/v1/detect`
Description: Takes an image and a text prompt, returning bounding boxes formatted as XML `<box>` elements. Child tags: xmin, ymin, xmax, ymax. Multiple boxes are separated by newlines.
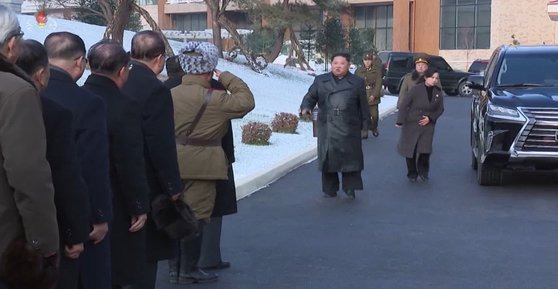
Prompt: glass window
<box><xmin>353</xmin><ymin>4</ymin><xmax>393</xmax><ymax>51</ymax></box>
<box><xmin>440</xmin><ymin>0</ymin><xmax>490</xmax><ymax>49</ymax></box>
<box><xmin>173</xmin><ymin>13</ymin><xmax>207</xmax><ymax>31</ymax></box>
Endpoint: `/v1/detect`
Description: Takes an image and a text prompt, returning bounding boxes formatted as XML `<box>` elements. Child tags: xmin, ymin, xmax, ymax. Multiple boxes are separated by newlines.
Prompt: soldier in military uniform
<box><xmin>355</xmin><ymin>52</ymin><xmax>383</xmax><ymax>137</ymax></box>
<box><xmin>398</xmin><ymin>55</ymin><xmax>443</xmax><ymax>109</ymax></box>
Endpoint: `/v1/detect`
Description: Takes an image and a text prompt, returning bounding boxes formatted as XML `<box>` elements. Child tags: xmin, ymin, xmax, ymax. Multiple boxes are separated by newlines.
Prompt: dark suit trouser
<box><xmin>78</xmin><ymin>236</ymin><xmax>111</xmax><ymax>289</ymax></box>
<box><xmin>129</xmin><ymin>261</ymin><xmax>157</xmax><ymax>289</ymax></box>
<box><xmin>56</xmin><ymin>254</ymin><xmax>80</xmax><ymax>289</ymax></box>
<box><xmin>369</xmin><ymin>104</ymin><xmax>379</xmax><ymax>131</ymax></box>
<box><xmin>406</xmin><ymin>154</ymin><xmax>430</xmax><ymax>177</ymax></box>
<box><xmin>322</xmin><ymin>171</ymin><xmax>363</xmax><ymax>194</ymax></box>
<box><xmin>198</xmin><ymin>217</ymin><xmax>223</xmax><ymax>268</ymax></box>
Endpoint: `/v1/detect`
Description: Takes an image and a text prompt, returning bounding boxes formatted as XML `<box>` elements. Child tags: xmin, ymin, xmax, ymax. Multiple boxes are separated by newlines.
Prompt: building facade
<box><xmin>144</xmin><ymin>0</ymin><xmax>558</xmax><ymax>69</ymax></box>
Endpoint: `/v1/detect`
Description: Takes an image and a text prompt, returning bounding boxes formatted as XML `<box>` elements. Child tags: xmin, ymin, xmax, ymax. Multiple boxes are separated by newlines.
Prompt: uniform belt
<box><xmin>176</xmin><ymin>135</ymin><xmax>221</xmax><ymax>146</ymax></box>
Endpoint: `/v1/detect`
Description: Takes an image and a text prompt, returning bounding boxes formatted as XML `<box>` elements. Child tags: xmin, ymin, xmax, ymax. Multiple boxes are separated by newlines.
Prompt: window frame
<box><xmin>440</xmin><ymin>0</ymin><xmax>491</xmax><ymax>50</ymax></box>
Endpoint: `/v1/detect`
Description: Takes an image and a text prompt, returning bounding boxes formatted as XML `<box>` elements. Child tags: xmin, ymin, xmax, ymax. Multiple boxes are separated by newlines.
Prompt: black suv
<box><xmin>470</xmin><ymin>45</ymin><xmax>558</xmax><ymax>185</ymax></box>
<box><xmin>379</xmin><ymin>51</ymin><xmax>473</xmax><ymax>97</ymax></box>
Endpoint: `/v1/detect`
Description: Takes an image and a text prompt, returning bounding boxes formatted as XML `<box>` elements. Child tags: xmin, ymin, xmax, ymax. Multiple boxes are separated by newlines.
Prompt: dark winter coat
<box><xmin>42</xmin><ymin>67</ymin><xmax>112</xmax><ymax>289</ymax></box>
<box><xmin>83</xmin><ymin>74</ymin><xmax>150</xmax><ymax>286</ymax></box>
<box><xmin>396</xmin><ymin>83</ymin><xmax>444</xmax><ymax>158</ymax></box>
<box><xmin>122</xmin><ymin>61</ymin><xmax>183</xmax><ymax>262</ymax></box>
<box><xmin>300</xmin><ymin>72</ymin><xmax>370</xmax><ymax>172</ymax></box>
<box><xmin>41</xmin><ymin>97</ymin><xmax>90</xmax><ymax>246</ymax></box>
<box><xmin>166</xmin><ymin>77</ymin><xmax>238</xmax><ymax>217</ymax></box>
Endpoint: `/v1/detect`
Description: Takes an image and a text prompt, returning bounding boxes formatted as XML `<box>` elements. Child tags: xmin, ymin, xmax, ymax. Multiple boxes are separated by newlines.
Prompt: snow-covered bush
<box><xmin>271</xmin><ymin>112</ymin><xmax>299</xmax><ymax>133</ymax></box>
<box><xmin>242</xmin><ymin>122</ymin><xmax>272</xmax><ymax>145</ymax></box>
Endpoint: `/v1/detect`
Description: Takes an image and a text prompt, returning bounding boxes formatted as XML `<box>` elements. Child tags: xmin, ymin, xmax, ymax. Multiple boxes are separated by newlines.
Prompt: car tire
<box><xmin>458</xmin><ymin>81</ymin><xmax>473</xmax><ymax>97</ymax></box>
<box><xmin>477</xmin><ymin>155</ymin><xmax>502</xmax><ymax>186</ymax></box>
<box><xmin>387</xmin><ymin>85</ymin><xmax>399</xmax><ymax>94</ymax></box>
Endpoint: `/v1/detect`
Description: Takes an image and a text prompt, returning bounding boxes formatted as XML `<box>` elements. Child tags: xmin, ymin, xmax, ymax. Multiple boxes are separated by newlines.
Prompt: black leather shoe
<box><xmin>344</xmin><ymin>190</ymin><xmax>356</xmax><ymax>199</ymax></box>
<box><xmin>419</xmin><ymin>174</ymin><xmax>429</xmax><ymax>182</ymax></box>
<box><xmin>179</xmin><ymin>268</ymin><xmax>218</xmax><ymax>284</ymax></box>
<box><xmin>372</xmin><ymin>130</ymin><xmax>379</xmax><ymax>137</ymax></box>
<box><xmin>408</xmin><ymin>176</ymin><xmax>417</xmax><ymax>182</ymax></box>
<box><xmin>323</xmin><ymin>191</ymin><xmax>337</xmax><ymax>198</ymax></box>
<box><xmin>201</xmin><ymin>261</ymin><xmax>231</xmax><ymax>270</ymax></box>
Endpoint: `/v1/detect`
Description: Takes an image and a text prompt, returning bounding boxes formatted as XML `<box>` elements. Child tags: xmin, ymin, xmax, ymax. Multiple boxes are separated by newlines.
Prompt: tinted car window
<box><xmin>468</xmin><ymin>61</ymin><xmax>488</xmax><ymax>73</ymax></box>
<box><xmin>389</xmin><ymin>55</ymin><xmax>410</xmax><ymax>69</ymax></box>
<box><xmin>496</xmin><ymin>52</ymin><xmax>558</xmax><ymax>86</ymax></box>
<box><xmin>429</xmin><ymin>57</ymin><xmax>452</xmax><ymax>71</ymax></box>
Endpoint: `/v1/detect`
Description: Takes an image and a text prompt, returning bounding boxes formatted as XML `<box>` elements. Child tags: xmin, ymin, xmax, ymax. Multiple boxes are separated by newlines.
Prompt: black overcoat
<box><xmin>300</xmin><ymin>72</ymin><xmax>370</xmax><ymax>172</ymax></box>
<box><xmin>83</xmin><ymin>74</ymin><xmax>150</xmax><ymax>286</ymax></box>
<box><xmin>42</xmin><ymin>67</ymin><xmax>112</xmax><ymax>289</ymax></box>
<box><xmin>122</xmin><ymin>61</ymin><xmax>183</xmax><ymax>262</ymax></box>
<box><xmin>41</xmin><ymin>97</ymin><xmax>91</xmax><ymax>246</ymax></box>
<box><xmin>166</xmin><ymin>76</ymin><xmax>237</xmax><ymax>216</ymax></box>
<box><xmin>396</xmin><ymin>83</ymin><xmax>444</xmax><ymax>158</ymax></box>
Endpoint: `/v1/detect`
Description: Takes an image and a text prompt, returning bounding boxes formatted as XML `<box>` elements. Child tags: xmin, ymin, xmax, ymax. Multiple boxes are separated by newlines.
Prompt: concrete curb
<box><xmin>236</xmin><ymin>100</ymin><xmax>398</xmax><ymax>200</ymax></box>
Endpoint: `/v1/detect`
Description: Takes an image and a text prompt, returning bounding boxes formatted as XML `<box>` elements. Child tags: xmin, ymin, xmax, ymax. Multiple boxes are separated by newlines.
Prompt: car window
<box><xmin>389</xmin><ymin>55</ymin><xmax>410</xmax><ymax>69</ymax></box>
<box><xmin>468</xmin><ymin>61</ymin><xmax>488</xmax><ymax>73</ymax></box>
<box><xmin>429</xmin><ymin>57</ymin><xmax>452</xmax><ymax>71</ymax></box>
<box><xmin>496</xmin><ymin>52</ymin><xmax>558</xmax><ymax>86</ymax></box>
<box><xmin>484</xmin><ymin>48</ymin><xmax>501</xmax><ymax>86</ymax></box>
<box><xmin>378</xmin><ymin>52</ymin><xmax>389</xmax><ymax>64</ymax></box>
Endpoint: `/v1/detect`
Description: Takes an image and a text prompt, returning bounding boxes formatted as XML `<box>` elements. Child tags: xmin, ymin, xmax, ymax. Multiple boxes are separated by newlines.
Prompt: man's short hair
<box><xmin>130</xmin><ymin>30</ymin><xmax>166</xmax><ymax>60</ymax></box>
<box><xmin>87</xmin><ymin>40</ymin><xmax>130</xmax><ymax>75</ymax></box>
<box><xmin>0</xmin><ymin>5</ymin><xmax>21</xmax><ymax>46</ymax></box>
<box><xmin>331</xmin><ymin>52</ymin><xmax>351</xmax><ymax>63</ymax></box>
<box><xmin>44</xmin><ymin>32</ymin><xmax>86</xmax><ymax>60</ymax></box>
<box><xmin>15</xmin><ymin>40</ymin><xmax>48</xmax><ymax>75</ymax></box>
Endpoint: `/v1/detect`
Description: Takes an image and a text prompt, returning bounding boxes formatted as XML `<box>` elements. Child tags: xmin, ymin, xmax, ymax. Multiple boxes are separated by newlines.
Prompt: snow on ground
<box><xmin>18</xmin><ymin>15</ymin><xmax>397</xmax><ymax>184</ymax></box>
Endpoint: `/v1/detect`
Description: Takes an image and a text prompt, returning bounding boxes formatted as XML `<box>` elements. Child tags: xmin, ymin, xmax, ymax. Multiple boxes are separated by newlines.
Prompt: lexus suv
<box><xmin>470</xmin><ymin>45</ymin><xmax>558</xmax><ymax>185</ymax></box>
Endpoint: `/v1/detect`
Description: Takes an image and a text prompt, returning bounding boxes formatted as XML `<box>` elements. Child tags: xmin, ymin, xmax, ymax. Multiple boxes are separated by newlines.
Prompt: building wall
<box><xmin>140</xmin><ymin>4</ymin><xmax>159</xmax><ymax>30</ymax></box>
<box><xmin>412</xmin><ymin>0</ymin><xmax>440</xmax><ymax>55</ymax></box>
<box><xmin>392</xmin><ymin>0</ymin><xmax>410</xmax><ymax>51</ymax></box>
<box><xmin>0</xmin><ymin>0</ymin><xmax>22</xmax><ymax>13</ymax></box>
<box><xmin>441</xmin><ymin>0</ymin><xmax>558</xmax><ymax>70</ymax></box>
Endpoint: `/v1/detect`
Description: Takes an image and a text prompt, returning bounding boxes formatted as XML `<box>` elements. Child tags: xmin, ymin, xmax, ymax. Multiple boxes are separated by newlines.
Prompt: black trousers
<box><xmin>129</xmin><ymin>261</ymin><xmax>157</xmax><ymax>289</ymax></box>
<box><xmin>406</xmin><ymin>153</ymin><xmax>430</xmax><ymax>177</ymax></box>
<box><xmin>56</xmin><ymin>254</ymin><xmax>80</xmax><ymax>289</ymax></box>
<box><xmin>198</xmin><ymin>217</ymin><xmax>223</xmax><ymax>268</ymax></box>
<box><xmin>322</xmin><ymin>171</ymin><xmax>363</xmax><ymax>194</ymax></box>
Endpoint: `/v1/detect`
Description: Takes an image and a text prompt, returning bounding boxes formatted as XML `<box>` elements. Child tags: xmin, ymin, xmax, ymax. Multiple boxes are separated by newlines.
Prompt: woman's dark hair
<box><xmin>0</xmin><ymin>239</ymin><xmax>58</xmax><ymax>289</ymax></box>
<box><xmin>330</xmin><ymin>52</ymin><xmax>351</xmax><ymax>63</ymax></box>
<box><xmin>424</xmin><ymin>68</ymin><xmax>439</xmax><ymax>78</ymax></box>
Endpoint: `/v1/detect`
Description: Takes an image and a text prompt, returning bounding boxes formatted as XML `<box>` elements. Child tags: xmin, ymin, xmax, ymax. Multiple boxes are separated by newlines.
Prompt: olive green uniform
<box><xmin>355</xmin><ymin>57</ymin><xmax>383</xmax><ymax>132</ymax></box>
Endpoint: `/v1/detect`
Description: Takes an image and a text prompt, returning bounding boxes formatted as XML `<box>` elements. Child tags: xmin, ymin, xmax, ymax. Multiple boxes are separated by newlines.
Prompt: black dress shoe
<box><xmin>408</xmin><ymin>176</ymin><xmax>417</xmax><ymax>182</ymax></box>
<box><xmin>323</xmin><ymin>191</ymin><xmax>337</xmax><ymax>198</ymax></box>
<box><xmin>201</xmin><ymin>261</ymin><xmax>231</xmax><ymax>270</ymax></box>
<box><xmin>344</xmin><ymin>190</ymin><xmax>356</xmax><ymax>199</ymax></box>
<box><xmin>179</xmin><ymin>268</ymin><xmax>218</xmax><ymax>284</ymax></box>
<box><xmin>372</xmin><ymin>130</ymin><xmax>379</xmax><ymax>137</ymax></box>
<box><xmin>419</xmin><ymin>174</ymin><xmax>429</xmax><ymax>181</ymax></box>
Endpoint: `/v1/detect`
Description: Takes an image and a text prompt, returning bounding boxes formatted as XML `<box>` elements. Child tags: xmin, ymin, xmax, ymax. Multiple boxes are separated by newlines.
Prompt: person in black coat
<box><xmin>122</xmin><ymin>31</ymin><xmax>183</xmax><ymax>289</ymax></box>
<box><xmin>43</xmin><ymin>32</ymin><xmax>113</xmax><ymax>289</ymax></box>
<box><xmin>164</xmin><ymin>55</ymin><xmax>236</xmax><ymax>272</ymax></box>
<box><xmin>83</xmin><ymin>40</ymin><xmax>151</xmax><ymax>289</ymax></box>
<box><xmin>300</xmin><ymin>52</ymin><xmax>370</xmax><ymax>199</ymax></box>
<box><xmin>15</xmin><ymin>39</ymin><xmax>91</xmax><ymax>289</ymax></box>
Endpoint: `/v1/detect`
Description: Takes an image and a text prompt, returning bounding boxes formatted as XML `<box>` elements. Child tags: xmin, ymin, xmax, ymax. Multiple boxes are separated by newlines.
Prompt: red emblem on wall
<box><xmin>36</xmin><ymin>9</ymin><xmax>47</xmax><ymax>27</ymax></box>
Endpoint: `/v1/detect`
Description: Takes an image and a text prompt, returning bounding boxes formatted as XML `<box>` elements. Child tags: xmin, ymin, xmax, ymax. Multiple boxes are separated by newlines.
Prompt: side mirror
<box><xmin>467</xmin><ymin>74</ymin><xmax>485</xmax><ymax>90</ymax></box>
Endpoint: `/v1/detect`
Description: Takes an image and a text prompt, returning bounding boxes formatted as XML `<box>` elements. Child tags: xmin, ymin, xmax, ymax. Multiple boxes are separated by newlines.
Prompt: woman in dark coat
<box><xmin>396</xmin><ymin>68</ymin><xmax>444</xmax><ymax>182</ymax></box>
<box><xmin>300</xmin><ymin>52</ymin><xmax>370</xmax><ymax>199</ymax></box>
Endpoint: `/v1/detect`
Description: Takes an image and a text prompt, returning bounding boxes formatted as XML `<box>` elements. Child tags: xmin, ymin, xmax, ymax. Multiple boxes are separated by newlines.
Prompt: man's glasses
<box><xmin>8</xmin><ymin>27</ymin><xmax>24</xmax><ymax>40</ymax></box>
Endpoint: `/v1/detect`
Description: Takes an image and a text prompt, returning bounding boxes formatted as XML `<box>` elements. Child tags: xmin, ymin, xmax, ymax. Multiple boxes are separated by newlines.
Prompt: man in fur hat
<box><xmin>170</xmin><ymin>41</ymin><xmax>254</xmax><ymax>284</ymax></box>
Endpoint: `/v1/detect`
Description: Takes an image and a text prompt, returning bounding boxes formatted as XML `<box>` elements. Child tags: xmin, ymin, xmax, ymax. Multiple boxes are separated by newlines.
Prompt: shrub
<box><xmin>271</xmin><ymin>112</ymin><xmax>299</xmax><ymax>133</ymax></box>
<box><xmin>242</xmin><ymin>121</ymin><xmax>272</xmax><ymax>145</ymax></box>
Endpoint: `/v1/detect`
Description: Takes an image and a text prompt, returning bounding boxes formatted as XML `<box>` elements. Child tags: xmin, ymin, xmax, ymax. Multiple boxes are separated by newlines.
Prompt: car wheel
<box><xmin>477</xmin><ymin>155</ymin><xmax>502</xmax><ymax>186</ymax></box>
<box><xmin>458</xmin><ymin>81</ymin><xmax>473</xmax><ymax>97</ymax></box>
<box><xmin>387</xmin><ymin>85</ymin><xmax>399</xmax><ymax>94</ymax></box>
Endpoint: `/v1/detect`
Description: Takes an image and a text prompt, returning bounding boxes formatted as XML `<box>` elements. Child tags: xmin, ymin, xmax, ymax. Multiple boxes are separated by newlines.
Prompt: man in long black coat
<box><xmin>43</xmin><ymin>32</ymin><xmax>113</xmax><ymax>289</ymax></box>
<box><xmin>300</xmin><ymin>52</ymin><xmax>370</xmax><ymax>199</ymax></box>
<box><xmin>83</xmin><ymin>41</ymin><xmax>150</xmax><ymax>289</ymax></box>
<box><xmin>123</xmin><ymin>31</ymin><xmax>183</xmax><ymax>289</ymax></box>
<box><xmin>15</xmin><ymin>39</ymin><xmax>91</xmax><ymax>289</ymax></box>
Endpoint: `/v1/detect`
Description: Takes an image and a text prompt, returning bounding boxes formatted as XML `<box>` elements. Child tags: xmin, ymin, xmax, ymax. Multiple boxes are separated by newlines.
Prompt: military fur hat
<box><xmin>178</xmin><ymin>41</ymin><xmax>219</xmax><ymax>75</ymax></box>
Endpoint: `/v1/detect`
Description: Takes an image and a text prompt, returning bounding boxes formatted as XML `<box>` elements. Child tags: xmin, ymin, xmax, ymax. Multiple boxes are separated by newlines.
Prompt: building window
<box><xmin>440</xmin><ymin>0</ymin><xmax>491</xmax><ymax>50</ymax></box>
<box><xmin>137</xmin><ymin>0</ymin><xmax>157</xmax><ymax>5</ymax></box>
<box><xmin>354</xmin><ymin>4</ymin><xmax>393</xmax><ymax>51</ymax></box>
<box><xmin>172</xmin><ymin>13</ymin><xmax>207</xmax><ymax>31</ymax></box>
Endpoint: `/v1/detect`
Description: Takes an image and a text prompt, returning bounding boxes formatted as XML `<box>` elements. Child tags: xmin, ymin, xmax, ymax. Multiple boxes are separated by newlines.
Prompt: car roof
<box><xmin>502</xmin><ymin>45</ymin><xmax>558</xmax><ymax>54</ymax></box>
